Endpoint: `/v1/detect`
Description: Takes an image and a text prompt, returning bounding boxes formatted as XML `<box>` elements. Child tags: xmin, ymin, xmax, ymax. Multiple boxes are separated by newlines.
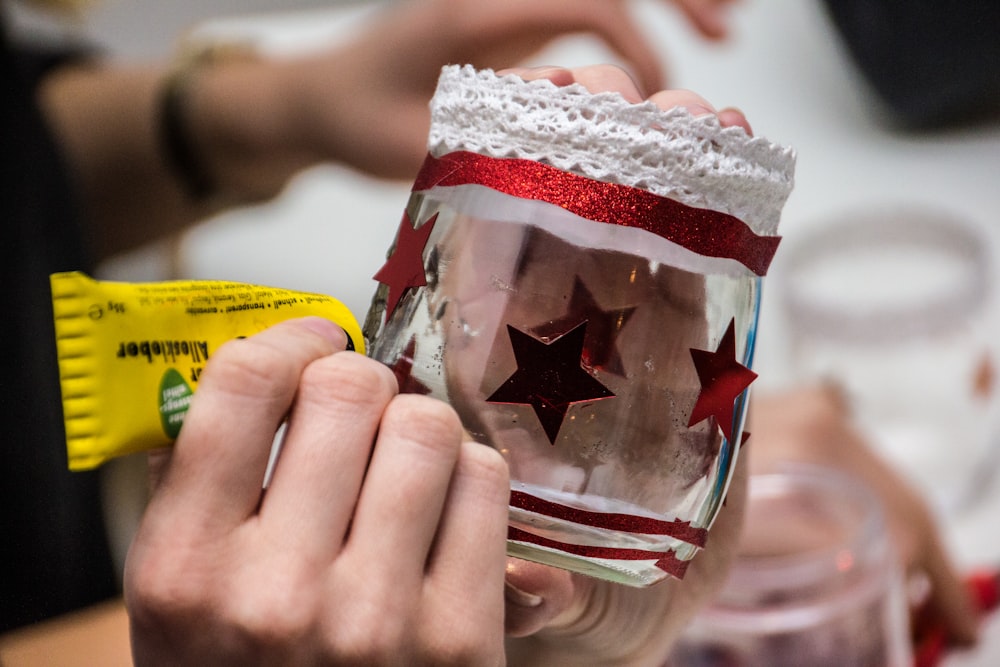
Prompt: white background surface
<box><xmin>77</xmin><ymin>0</ymin><xmax>1000</xmax><ymax>663</ymax></box>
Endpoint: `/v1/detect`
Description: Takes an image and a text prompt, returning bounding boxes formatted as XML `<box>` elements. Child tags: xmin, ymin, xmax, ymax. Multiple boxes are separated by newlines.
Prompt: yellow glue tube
<box><xmin>51</xmin><ymin>272</ymin><xmax>364</xmax><ymax>471</ymax></box>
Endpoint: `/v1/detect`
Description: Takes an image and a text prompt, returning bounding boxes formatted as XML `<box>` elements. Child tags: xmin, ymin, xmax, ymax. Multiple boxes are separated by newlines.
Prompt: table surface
<box><xmin>89</xmin><ymin>1</ymin><xmax>1000</xmax><ymax>665</ymax></box>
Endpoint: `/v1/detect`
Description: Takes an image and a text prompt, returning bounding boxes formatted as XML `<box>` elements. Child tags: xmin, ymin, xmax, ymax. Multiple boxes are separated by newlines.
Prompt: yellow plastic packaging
<box><xmin>51</xmin><ymin>272</ymin><xmax>365</xmax><ymax>471</ymax></box>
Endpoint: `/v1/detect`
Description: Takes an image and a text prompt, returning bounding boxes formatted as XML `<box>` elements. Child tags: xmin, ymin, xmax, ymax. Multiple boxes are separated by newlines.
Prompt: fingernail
<box><xmin>295</xmin><ymin>317</ymin><xmax>348</xmax><ymax>348</ymax></box>
<box><xmin>506</xmin><ymin>66</ymin><xmax>574</xmax><ymax>87</ymax></box>
<box><xmin>688</xmin><ymin>103</ymin><xmax>716</xmax><ymax>117</ymax></box>
<box><xmin>505</xmin><ymin>581</ymin><xmax>543</xmax><ymax>608</ymax></box>
<box><xmin>718</xmin><ymin>107</ymin><xmax>753</xmax><ymax>135</ymax></box>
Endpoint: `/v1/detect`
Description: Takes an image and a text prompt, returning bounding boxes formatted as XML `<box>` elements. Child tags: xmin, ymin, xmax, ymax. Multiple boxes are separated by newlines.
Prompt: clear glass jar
<box><xmin>364</xmin><ymin>65</ymin><xmax>794</xmax><ymax>585</ymax></box>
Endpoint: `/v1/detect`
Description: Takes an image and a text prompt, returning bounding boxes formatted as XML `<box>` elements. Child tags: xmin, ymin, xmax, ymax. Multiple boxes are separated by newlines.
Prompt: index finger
<box><xmin>150</xmin><ymin>317</ymin><xmax>349</xmax><ymax>532</ymax></box>
<box><xmin>500</xmin><ymin>64</ymin><xmax>644</xmax><ymax>102</ymax></box>
<box><xmin>552</xmin><ymin>0</ymin><xmax>668</xmax><ymax>93</ymax></box>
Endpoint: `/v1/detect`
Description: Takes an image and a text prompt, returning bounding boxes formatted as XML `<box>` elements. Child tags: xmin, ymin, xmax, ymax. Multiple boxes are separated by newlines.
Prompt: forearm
<box><xmin>38</xmin><ymin>61</ymin><xmax>206</xmax><ymax>261</ymax></box>
<box><xmin>36</xmin><ymin>56</ymin><xmax>316</xmax><ymax>262</ymax></box>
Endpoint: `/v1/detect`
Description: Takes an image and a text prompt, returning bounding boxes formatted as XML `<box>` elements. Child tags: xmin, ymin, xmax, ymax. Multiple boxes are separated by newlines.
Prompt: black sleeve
<box><xmin>0</xmin><ymin>24</ymin><xmax>118</xmax><ymax>633</ymax></box>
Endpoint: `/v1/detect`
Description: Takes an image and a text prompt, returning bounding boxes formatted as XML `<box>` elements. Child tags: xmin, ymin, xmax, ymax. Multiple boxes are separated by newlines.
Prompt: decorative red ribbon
<box><xmin>413</xmin><ymin>151</ymin><xmax>780</xmax><ymax>276</ymax></box>
<box><xmin>509</xmin><ymin>490</ymin><xmax>707</xmax><ymax>547</ymax></box>
<box><xmin>508</xmin><ymin>527</ymin><xmax>690</xmax><ymax>579</ymax></box>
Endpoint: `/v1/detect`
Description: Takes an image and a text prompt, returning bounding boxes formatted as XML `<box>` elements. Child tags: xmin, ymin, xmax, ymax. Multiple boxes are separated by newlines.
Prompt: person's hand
<box><xmin>124</xmin><ymin>317</ymin><xmax>510</xmax><ymax>665</ymax></box>
<box><xmin>749</xmin><ymin>384</ymin><xmax>981</xmax><ymax>647</ymax></box>
<box><xmin>37</xmin><ymin>0</ymin><xmax>740</xmax><ymax>259</ymax></box>
<box><xmin>290</xmin><ymin>0</ymin><xmax>739</xmax><ymax>180</ymax></box>
<box><xmin>193</xmin><ymin>0</ymin><xmax>741</xmax><ymax>198</ymax></box>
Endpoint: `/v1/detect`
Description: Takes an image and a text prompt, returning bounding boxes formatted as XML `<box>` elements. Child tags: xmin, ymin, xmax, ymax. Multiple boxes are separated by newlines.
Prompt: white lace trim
<box><xmin>428</xmin><ymin>65</ymin><xmax>796</xmax><ymax>236</ymax></box>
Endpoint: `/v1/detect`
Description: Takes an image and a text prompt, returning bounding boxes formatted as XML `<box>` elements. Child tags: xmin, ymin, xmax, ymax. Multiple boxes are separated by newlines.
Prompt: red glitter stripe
<box><xmin>509</xmin><ymin>490</ymin><xmax>707</xmax><ymax>547</ymax></box>
<box><xmin>412</xmin><ymin>151</ymin><xmax>780</xmax><ymax>276</ymax></box>
<box><xmin>508</xmin><ymin>527</ymin><xmax>689</xmax><ymax>579</ymax></box>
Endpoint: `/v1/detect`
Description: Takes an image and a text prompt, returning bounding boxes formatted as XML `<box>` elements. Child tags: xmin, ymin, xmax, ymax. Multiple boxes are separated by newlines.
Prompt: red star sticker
<box><xmin>487</xmin><ymin>322</ymin><xmax>615</xmax><ymax>444</ymax></box>
<box><xmin>531</xmin><ymin>276</ymin><xmax>636</xmax><ymax>376</ymax></box>
<box><xmin>687</xmin><ymin>319</ymin><xmax>757</xmax><ymax>443</ymax></box>
<box><xmin>389</xmin><ymin>336</ymin><xmax>431</xmax><ymax>395</ymax></box>
<box><xmin>373</xmin><ymin>211</ymin><xmax>438</xmax><ymax>318</ymax></box>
